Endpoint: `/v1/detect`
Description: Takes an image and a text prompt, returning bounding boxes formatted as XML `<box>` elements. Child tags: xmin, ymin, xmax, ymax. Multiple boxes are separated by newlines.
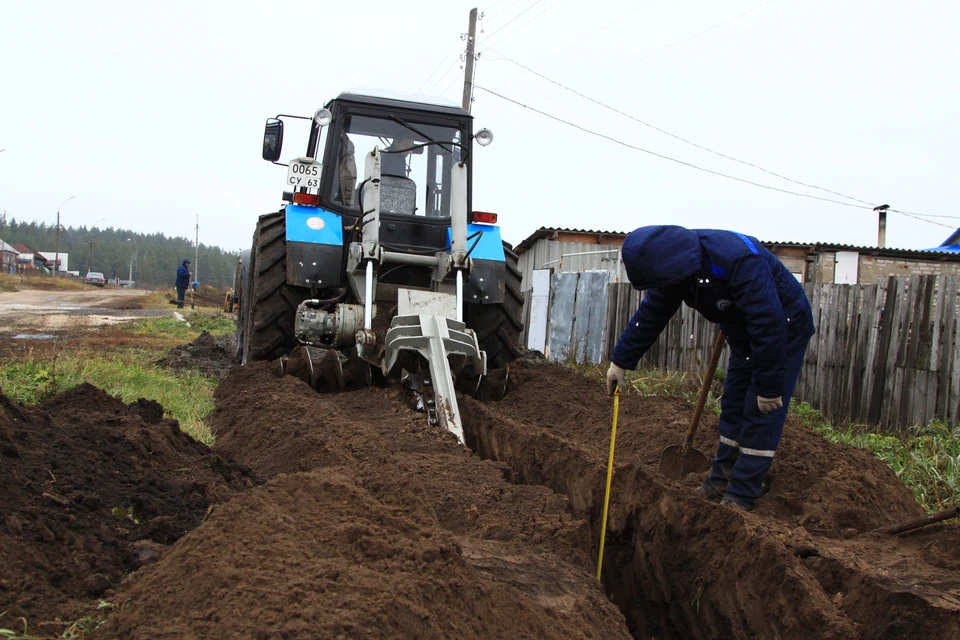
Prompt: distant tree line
<box><xmin>0</xmin><ymin>213</ymin><xmax>240</xmax><ymax>289</ymax></box>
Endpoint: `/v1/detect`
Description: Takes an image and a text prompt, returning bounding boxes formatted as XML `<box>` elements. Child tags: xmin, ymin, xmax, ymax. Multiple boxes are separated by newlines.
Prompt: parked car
<box><xmin>84</xmin><ymin>272</ymin><xmax>106</xmax><ymax>287</ymax></box>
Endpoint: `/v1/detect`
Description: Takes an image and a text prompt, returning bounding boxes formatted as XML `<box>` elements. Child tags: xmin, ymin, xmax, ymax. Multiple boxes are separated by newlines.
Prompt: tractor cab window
<box><xmin>330</xmin><ymin>114</ymin><xmax>463</xmax><ymax>218</ymax></box>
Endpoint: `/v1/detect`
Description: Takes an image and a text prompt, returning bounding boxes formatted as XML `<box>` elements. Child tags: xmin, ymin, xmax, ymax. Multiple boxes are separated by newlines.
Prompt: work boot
<box><xmin>720</xmin><ymin>493</ymin><xmax>753</xmax><ymax>511</ymax></box>
<box><xmin>720</xmin><ymin>499</ymin><xmax>749</xmax><ymax>512</ymax></box>
<box><xmin>696</xmin><ymin>477</ymin><xmax>726</xmax><ymax>502</ymax></box>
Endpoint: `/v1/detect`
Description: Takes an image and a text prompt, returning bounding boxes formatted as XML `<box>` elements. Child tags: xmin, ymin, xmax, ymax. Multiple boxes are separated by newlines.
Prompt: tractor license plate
<box><xmin>286</xmin><ymin>158</ymin><xmax>322</xmax><ymax>189</ymax></box>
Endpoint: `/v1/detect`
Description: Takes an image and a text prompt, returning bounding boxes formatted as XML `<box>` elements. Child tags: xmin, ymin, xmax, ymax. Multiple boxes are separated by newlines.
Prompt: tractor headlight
<box><xmin>475</xmin><ymin>128</ymin><xmax>494</xmax><ymax>147</ymax></box>
<box><xmin>314</xmin><ymin>108</ymin><xmax>333</xmax><ymax>127</ymax></box>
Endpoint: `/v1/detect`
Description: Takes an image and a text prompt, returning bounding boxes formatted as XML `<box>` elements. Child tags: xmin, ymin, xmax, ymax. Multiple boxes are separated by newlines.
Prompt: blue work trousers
<box><xmin>176</xmin><ymin>286</ymin><xmax>187</xmax><ymax>308</ymax></box>
<box><xmin>707</xmin><ymin>341</ymin><xmax>808</xmax><ymax>508</ymax></box>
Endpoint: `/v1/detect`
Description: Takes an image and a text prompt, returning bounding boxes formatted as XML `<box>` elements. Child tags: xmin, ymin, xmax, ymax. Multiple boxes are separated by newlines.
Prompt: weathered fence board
<box><xmin>570</xmin><ymin>275</ymin><xmax>960</xmax><ymax>431</ymax></box>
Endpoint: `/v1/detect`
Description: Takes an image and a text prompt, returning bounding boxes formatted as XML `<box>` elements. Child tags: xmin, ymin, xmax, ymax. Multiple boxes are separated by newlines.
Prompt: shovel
<box><xmin>658</xmin><ymin>330</ymin><xmax>726</xmax><ymax>481</ymax></box>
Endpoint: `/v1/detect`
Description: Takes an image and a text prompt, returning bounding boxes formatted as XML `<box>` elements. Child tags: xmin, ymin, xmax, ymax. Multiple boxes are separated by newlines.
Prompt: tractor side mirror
<box><xmin>262</xmin><ymin>118</ymin><xmax>284</xmax><ymax>162</ymax></box>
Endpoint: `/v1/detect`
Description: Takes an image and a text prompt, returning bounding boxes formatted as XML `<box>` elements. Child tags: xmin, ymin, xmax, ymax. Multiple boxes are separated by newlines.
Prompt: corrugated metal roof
<box><xmin>762</xmin><ymin>240</ymin><xmax>960</xmax><ymax>259</ymax></box>
<box><xmin>0</xmin><ymin>239</ymin><xmax>18</xmax><ymax>254</ymax></box>
<box><xmin>516</xmin><ymin>228</ymin><xmax>960</xmax><ymax>262</ymax></box>
<box><xmin>515</xmin><ymin>227</ymin><xmax>628</xmax><ymax>254</ymax></box>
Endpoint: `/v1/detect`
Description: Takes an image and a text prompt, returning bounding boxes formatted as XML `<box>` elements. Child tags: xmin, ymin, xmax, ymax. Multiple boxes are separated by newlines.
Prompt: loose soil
<box><xmin>156</xmin><ymin>331</ymin><xmax>237</xmax><ymax>380</ymax></box>
<box><xmin>460</xmin><ymin>361</ymin><xmax>960</xmax><ymax>639</ymax></box>
<box><xmin>0</xmin><ymin>384</ymin><xmax>258</xmax><ymax>636</ymax></box>
<box><xmin>2</xmin><ymin>355</ymin><xmax>958</xmax><ymax>638</ymax></box>
<box><xmin>94</xmin><ymin>363</ymin><xmax>629</xmax><ymax>639</ymax></box>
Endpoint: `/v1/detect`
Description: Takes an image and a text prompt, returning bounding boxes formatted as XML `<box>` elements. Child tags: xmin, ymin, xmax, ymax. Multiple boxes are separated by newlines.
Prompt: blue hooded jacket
<box><xmin>176</xmin><ymin>260</ymin><xmax>191</xmax><ymax>288</ymax></box>
<box><xmin>611</xmin><ymin>226</ymin><xmax>814</xmax><ymax>397</ymax></box>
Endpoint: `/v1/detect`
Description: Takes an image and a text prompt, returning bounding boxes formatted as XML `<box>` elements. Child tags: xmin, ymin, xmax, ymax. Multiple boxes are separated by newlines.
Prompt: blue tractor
<box><xmin>236</xmin><ymin>91</ymin><xmax>523</xmax><ymax>441</ymax></box>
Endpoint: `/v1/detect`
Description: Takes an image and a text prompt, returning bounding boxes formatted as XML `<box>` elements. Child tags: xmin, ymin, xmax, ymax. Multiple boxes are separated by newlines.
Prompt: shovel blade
<box><xmin>658</xmin><ymin>445</ymin><xmax>712</xmax><ymax>481</ymax></box>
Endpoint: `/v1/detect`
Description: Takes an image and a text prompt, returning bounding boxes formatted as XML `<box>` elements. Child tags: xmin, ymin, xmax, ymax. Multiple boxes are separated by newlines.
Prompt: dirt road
<box><xmin>0</xmin><ymin>287</ymin><xmax>169</xmax><ymax>333</ymax></box>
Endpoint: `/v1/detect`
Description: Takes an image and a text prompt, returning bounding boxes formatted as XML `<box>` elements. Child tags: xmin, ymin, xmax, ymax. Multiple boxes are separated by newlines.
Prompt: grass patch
<box><xmin>570</xmin><ymin>361</ymin><xmax>724</xmax><ymax>414</ymax></box>
<box><xmin>793</xmin><ymin>402</ymin><xmax>959</xmax><ymax>512</ymax></box>
<box><xmin>138</xmin><ymin>286</ymin><xmax>229</xmax><ymax>313</ymax></box>
<box><xmin>0</xmin><ymin>273</ymin><xmax>86</xmax><ymax>292</ymax></box>
<box><xmin>0</xmin><ymin>348</ymin><xmax>217</xmax><ymax>444</ymax></box>
<box><xmin>1</xmin><ymin>601</ymin><xmax>116</xmax><ymax>639</ymax></box>
<box><xmin>0</xmin><ymin>312</ymin><xmax>233</xmax><ymax>445</ymax></box>
<box><xmin>582</xmin><ymin>362</ymin><xmax>958</xmax><ymax>513</ymax></box>
<box><xmin>127</xmin><ymin>312</ymin><xmax>236</xmax><ymax>348</ymax></box>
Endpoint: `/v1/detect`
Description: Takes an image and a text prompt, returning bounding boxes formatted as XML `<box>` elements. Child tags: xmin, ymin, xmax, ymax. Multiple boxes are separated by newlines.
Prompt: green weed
<box><xmin>792</xmin><ymin>402</ymin><xmax>960</xmax><ymax>512</ymax></box>
<box><xmin>0</xmin><ymin>349</ymin><xmax>216</xmax><ymax>444</ymax></box>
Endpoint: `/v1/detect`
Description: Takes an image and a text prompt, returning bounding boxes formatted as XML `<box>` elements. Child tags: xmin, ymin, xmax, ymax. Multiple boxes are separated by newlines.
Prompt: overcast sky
<box><xmin>1</xmin><ymin>0</ymin><xmax>957</xmax><ymax>254</ymax></box>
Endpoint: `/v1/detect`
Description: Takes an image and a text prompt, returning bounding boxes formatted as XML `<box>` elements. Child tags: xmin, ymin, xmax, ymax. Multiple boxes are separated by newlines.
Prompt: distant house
<box><xmin>37</xmin><ymin>250</ymin><xmax>69</xmax><ymax>272</ymax></box>
<box><xmin>764</xmin><ymin>241</ymin><xmax>960</xmax><ymax>285</ymax></box>
<box><xmin>514</xmin><ymin>227</ymin><xmax>960</xmax><ymax>289</ymax></box>
<box><xmin>0</xmin><ymin>239</ymin><xmax>18</xmax><ymax>273</ymax></box>
<box><xmin>12</xmin><ymin>242</ymin><xmax>46</xmax><ymax>271</ymax></box>
<box><xmin>38</xmin><ymin>250</ymin><xmax>69</xmax><ymax>272</ymax></box>
<box><xmin>514</xmin><ymin>228</ymin><xmax>628</xmax><ymax>292</ymax></box>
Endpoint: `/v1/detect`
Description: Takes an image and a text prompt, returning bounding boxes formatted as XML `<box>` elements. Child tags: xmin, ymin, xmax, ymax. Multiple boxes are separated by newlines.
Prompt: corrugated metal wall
<box><xmin>516</xmin><ymin>240</ymin><xmax>626</xmax><ymax>291</ymax></box>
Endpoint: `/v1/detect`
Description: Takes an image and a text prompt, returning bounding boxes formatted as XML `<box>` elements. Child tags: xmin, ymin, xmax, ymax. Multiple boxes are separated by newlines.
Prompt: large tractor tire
<box><xmin>239</xmin><ymin>210</ymin><xmax>308</xmax><ymax>363</ymax></box>
<box><xmin>466</xmin><ymin>241</ymin><xmax>525</xmax><ymax>369</ymax></box>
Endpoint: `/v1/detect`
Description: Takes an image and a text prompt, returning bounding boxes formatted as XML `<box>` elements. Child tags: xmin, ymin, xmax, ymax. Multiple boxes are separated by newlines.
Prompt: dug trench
<box><xmin>460</xmin><ymin>361</ymin><xmax>960</xmax><ymax>639</ymax></box>
<box><xmin>90</xmin><ymin>361</ymin><xmax>633</xmax><ymax>639</ymax></box>
<box><xmin>2</xmin><ymin>354</ymin><xmax>958</xmax><ymax>638</ymax></box>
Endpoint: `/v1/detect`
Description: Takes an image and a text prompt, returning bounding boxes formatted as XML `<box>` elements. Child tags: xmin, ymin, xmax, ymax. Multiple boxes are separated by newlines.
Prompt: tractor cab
<box><xmin>264</xmin><ymin>92</ymin><xmax>484</xmax><ymax>225</ymax></box>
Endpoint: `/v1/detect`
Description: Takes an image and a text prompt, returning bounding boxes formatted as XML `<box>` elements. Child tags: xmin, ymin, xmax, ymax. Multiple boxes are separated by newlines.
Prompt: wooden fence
<box><xmin>597</xmin><ymin>275</ymin><xmax>960</xmax><ymax>431</ymax></box>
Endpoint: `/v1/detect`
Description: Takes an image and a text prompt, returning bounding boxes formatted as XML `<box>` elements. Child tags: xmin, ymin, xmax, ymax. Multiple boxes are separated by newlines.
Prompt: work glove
<box><xmin>757</xmin><ymin>395</ymin><xmax>783</xmax><ymax>414</ymax></box>
<box><xmin>606</xmin><ymin>363</ymin><xmax>626</xmax><ymax>396</ymax></box>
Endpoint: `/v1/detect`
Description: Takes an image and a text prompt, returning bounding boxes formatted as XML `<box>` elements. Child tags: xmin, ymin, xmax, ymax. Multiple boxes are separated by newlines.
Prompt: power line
<box><xmin>482</xmin><ymin>0</ymin><xmax>565</xmax><ymax>49</ymax></box>
<box><xmin>481</xmin><ymin>0</ymin><xmax>528</xmax><ymax>26</ymax></box>
<box><xmin>487</xmin><ymin>0</ymin><xmax>779</xmax><ymax>116</ymax></box>
<box><xmin>419</xmin><ymin>40</ymin><xmax>466</xmax><ymax>93</ymax></box>
<box><xmin>475</xmin><ymin>86</ymin><xmax>955</xmax><ymax>229</ymax></box>
<box><xmin>889</xmin><ymin>210</ymin><xmax>955</xmax><ymax>229</ymax></box>
<box><xmin>582</xmin><ymin>0</ymin><xmax>780</xmax><ymax>87</ymax></box>
<box><xmin>427</xmin><ymin>56</ymin><xmax>463</xmax><ymax>95</ymax></box>
<box><xmin>488</xmin><ymin>0</ymin><xmax>658</xmax><ymax>90</ymax></box>
<box><xmin>484</xmin><ymin>45</ymin><xmax>877</xmax><ymax>208</ymax></box>
<box><xmin>481</xmin><ymin>0</ymin><xmax>543</xmax><ymax>42</ymax></box>
<box><xmin>889</xmin><ymin>210</ymin><xmax>960</xmax><ymax>221</ymax></box>
<box><xmin>482</xmin><ymin>0</ymin><xmax>509</xmax><ymax>14</ymax></box>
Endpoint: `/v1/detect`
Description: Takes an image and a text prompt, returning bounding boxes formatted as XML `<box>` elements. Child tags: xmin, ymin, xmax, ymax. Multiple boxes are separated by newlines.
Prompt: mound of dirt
<box><xmin>8</xmin><ymin>355</ymin><xmax>959</xmax><ymax>639</ymax></box>
<box><xmin>156</xmin><ymin>331</ymin><xmax>236</xmax><ymax>379</ymax></box>
<box><xmin>96</xmin><ymin>363</ymin><xmax>630</xmax><ymax>639</ymax></box>
<box><xmin>0</xmin><ymin>383</ymin><xmax>259</xmax><ymax>634</ymax></box>
<box><xmin>460</xmin><ymin>361</ymin><xmax>960</xmax><ymax>639</ymax></box>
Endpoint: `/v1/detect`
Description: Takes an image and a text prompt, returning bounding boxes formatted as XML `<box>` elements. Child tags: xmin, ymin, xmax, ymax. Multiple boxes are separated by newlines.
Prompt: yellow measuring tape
<box><xmin>596</xmin><ymin>386</ymin><xmax>620</xmax><ymax>581</ymax></box>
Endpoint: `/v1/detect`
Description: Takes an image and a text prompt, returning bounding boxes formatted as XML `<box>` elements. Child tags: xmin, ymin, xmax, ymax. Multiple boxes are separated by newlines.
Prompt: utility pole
<box><xmin>461</xmin><ymin>8</ymin><xmax>478</xmax><ymax>113</ymax></box>
<box><xmin>54</xmin><ymin>196</ymin><xmax>75</xmax><ymax>275</ymax></box>
<box><xmin>87</xmin><ymin>240</ymin><xmax>93</xmax><ymax>274</ymax></box>
<box><xmin>194</xmin><ymin>215</ymin><xmax>200</xmax><ymax>285</ymax></box>
<box><xmin>128</xmin><ymin>247</ymin><xmax>137</xmax><ymax>283</ymax></box>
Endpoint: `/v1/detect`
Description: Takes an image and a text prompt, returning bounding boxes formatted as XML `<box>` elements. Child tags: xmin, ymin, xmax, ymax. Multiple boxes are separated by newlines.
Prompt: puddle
<box><xmin>12</xmin><ymin>333</ymin><xmax>58</xmax><ymax>340</ymax></box>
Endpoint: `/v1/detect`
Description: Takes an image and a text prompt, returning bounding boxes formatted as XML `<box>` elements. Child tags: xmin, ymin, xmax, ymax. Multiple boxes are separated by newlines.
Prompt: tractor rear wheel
<box><xmin>239</xmin><ymin>210</ymin><xmax>308</xmax><ymax>363</ymax></box>
<box><xmin>466</xmin><ymin>241</ymin><xmax>525</xmax><ymax>369</ymax></box>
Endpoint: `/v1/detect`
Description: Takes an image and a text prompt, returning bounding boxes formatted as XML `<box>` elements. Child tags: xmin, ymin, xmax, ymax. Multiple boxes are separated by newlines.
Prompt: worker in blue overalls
<box><xmin>606</xmin><ymin>225</ymin><xmax>815</xmax><ymax>510</ymax></box>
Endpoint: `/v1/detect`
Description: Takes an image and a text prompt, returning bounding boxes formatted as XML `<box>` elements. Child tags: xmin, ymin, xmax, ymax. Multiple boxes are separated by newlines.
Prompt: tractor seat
<box><xmin>379</xmin><ymin>175</ymin><xmax>417</xmax><ymax>215</ymax></box>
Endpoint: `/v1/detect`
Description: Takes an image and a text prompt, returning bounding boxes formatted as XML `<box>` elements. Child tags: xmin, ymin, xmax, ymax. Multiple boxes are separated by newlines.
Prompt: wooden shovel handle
<box><xmin>683</xmin><ymin>330</ymin><xmax>727</xmax><ymax>451</ymax></box>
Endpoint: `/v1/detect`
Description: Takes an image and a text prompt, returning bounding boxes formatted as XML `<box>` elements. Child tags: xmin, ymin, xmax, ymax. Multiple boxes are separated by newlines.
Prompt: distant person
<box><xmin>175</xmin><ymin>259</ymin><xmax>191</xmax><ymax>309</ymax></box>
<box><xmin>606</xmin><ymin>225</ymin><xmax>815</xmax><ymax>511</ymax></box>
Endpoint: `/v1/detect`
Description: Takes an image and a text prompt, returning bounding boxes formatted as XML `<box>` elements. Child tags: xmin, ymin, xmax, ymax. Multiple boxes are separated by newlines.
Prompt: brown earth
<box><xmin>93</xmin><ymin>363</ymin><xmax>629</xmax><ymax>639</ymax></box>
<box><xmin>156</xmin><ymin>331</ymin><xmax>237</xmax><ymax>379</ymax></box>
<box><xmin>0</xmin><ymin>384</ymin><xmax>259</xmax><ymax>636</ymax></box>
<box><xmin>2</xmin><ymin>355</ymin><xmax>958</xmax><ymax>639</ymax></box>
<box><xmin>460</xmin><ymin>361</ymin><xmax>960</xmax><ymax>639</ymax></box>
